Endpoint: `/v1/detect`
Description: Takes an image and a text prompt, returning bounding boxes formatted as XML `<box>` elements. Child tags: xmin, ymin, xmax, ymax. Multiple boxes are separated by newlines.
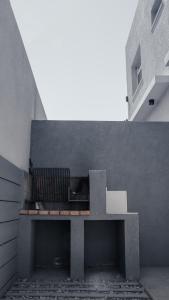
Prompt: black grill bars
<box><xmin>32</xmin><ymin>168</ymin><xmax>70</xmax><ymax>203</ymax></box>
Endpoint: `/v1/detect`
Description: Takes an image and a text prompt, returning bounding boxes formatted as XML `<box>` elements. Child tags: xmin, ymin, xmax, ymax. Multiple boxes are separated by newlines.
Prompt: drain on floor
<box><xmin>2</xmin><ymin>279</ymin><xmax>153</xmax><ymax>300</ymax></box>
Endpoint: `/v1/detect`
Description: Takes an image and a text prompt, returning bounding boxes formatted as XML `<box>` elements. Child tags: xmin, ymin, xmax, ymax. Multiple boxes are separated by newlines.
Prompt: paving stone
<box><xmin>2</xmin><ymin>278</ymin><xmax>153</xmax><ymax>300</ymax></box>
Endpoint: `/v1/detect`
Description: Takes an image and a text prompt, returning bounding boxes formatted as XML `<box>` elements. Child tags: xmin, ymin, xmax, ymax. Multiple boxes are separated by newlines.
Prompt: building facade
<box><xmin>126</xmin><ymin>0</ymin><xmax>169</xmax><ymax>121</ymax></box>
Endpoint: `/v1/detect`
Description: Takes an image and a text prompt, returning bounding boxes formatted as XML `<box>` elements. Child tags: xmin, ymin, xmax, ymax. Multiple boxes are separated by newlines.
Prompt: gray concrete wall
<box><xmin>0</xmin><ymin>0</ymin><xmax>46</xmax><ymax>171</ymax></box>
<box><xmin>126</xmin><ymin>0</ymin><xmax>169</xmax><ymax>120</ymax></box>
<box><xmin>0</xmin><ymin>155</ymin><xmax>23</xmax><ymax>297</ymax></box>
<box><xmin>31</xmin><ymin>121</ymin><xmax>169</xmax><ymax>267</ymax></box>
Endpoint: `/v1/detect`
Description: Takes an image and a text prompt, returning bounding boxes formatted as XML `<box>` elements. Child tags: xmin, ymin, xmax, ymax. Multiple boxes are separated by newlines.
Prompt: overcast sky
<box><xmin>10</xmin><ymin>0</ymin><xmax>138</xmax><ymax>121</ymax></box>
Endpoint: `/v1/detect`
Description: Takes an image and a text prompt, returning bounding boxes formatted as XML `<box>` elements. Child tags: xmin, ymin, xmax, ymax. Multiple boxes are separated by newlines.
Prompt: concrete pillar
<box><xmin>124</xmin><ymin>215</ymin><xmax>140</xmax><ymax>280</ymax></box>
<box><xmin>89</xmin><ymin>170</ymin><xmax>106</xmax><ymax>215</ymax></box>
<box><xmin>17</xmin><ymin>217</ymin><xmax>34</xmax><ymax>278</ymax></box>
<box><xmin>71</xmin><ymin>219</ymin><xmax>84</xmax><ymax>280</ymax></box>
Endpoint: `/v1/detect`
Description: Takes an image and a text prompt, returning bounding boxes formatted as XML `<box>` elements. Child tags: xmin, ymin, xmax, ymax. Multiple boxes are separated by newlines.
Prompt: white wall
<box><xmin>0</xmin><ymin>0</ymin><xmax>46</xmax><ymax>171</ymax></box>
<box><xmin>146</xmin><ymin>87</ymin><xmax>169</xmax><ymax>121</ymax></box>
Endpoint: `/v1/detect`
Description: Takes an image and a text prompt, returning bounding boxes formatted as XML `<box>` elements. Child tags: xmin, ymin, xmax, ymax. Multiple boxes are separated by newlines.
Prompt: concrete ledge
<box><xmin>129</xmin><ymin>75</ymin><xmax>169</xmax><ymax>121</ymax></box>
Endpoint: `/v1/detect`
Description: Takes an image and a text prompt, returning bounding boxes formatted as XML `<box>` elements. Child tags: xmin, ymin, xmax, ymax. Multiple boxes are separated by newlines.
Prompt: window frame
<box><xmin>131</xmin><ymin>45</ymin><xmax>143</xmax><ymax>101</ymax></box>
<box><xmin>136</xmin><ymin>65</ymin><xmax>142</xmax><ymax>86</ymax></box>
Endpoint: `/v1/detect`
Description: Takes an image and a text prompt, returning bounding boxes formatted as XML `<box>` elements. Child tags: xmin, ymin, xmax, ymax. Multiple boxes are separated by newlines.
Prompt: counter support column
<box><xmin>71</xmin><ymin>219</ymin><xmax>84</xmax><ymax>280</ymax></box>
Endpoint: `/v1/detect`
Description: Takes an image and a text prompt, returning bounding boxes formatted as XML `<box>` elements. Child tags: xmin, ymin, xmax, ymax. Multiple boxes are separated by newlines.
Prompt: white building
<box><xmin>126</xmin><ymin>0</ymin><xmax>169</xmax><ymax>121</ymax></box>
<box><xmin>0</xmin><ymin>0</ymin><xmax>46</xmax><ymax>171</ymax></box>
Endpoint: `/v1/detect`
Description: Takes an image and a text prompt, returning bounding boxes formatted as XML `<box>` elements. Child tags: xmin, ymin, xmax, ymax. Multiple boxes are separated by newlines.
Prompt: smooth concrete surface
<box><xmin>125</xmin><ymin>215</ymin><xmax>140</xmax><ymax>280</ymax></box>
<box><xmin>89</xmin><ymin>170</ymin><xmax>106</xmax><ymax>215</ymax></box>
<box><xmin>126</xmin><ymin>0</ymin><xmax>169</xmax><ymax>121</ymax></box>
<box><xmin>0</xmin><ymin>0</ymin><xmax>46</xmax><ymax>171</ymax></box>
<box><xmin>31</xmin><ymin>121</ymin><xmax>169</xmax><ymax>267</ymax></box>
<box><xmin>141</xmin><ymin>268</ymin><xmax>169</xmax><ymax>300</ymax></box>
<box><xmin>71</xmin><ymin>219</ymin><xmax>84</xmax><ymax>280</ymax></box>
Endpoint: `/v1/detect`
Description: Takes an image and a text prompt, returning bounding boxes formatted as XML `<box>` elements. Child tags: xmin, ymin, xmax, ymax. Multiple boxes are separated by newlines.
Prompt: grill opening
<box><xmin>70</xmin><ymin>177</ymin><xmax>89</xmax><ymax>201</ymax></box>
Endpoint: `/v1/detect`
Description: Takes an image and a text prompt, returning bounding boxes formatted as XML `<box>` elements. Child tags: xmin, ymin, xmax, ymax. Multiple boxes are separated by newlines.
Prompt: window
<box><xmin>131</xmin><ymin>46</ymin><xmax>143</xmax><ymax>96</ymax></box>
<box><xmin>151</xmin><ymin>0</ymin><xmax>164</xmax><ymax>30</ymax></box>
<box><xmin>136</xmin><ymin>64</ymin><xmax>142</xmax><ymax>86</ymax></box>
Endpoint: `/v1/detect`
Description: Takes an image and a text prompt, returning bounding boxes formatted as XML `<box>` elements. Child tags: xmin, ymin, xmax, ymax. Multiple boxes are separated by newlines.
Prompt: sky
<box><xmin>10</xmin><ymin>0</ymin><xmax>138</xmax><ymax>121</ymax></box>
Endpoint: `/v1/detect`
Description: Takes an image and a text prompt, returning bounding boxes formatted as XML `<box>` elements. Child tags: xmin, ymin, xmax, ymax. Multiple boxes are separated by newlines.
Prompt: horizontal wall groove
<box><xmin>0</xmin><ymin>255</ymin><xmax>17</xmax><ymax>271</ymax></box>
<box><xmin>0</xmin><ymin>200</ymin><xmax>19</xmax><ymax>204</ymax></box>
<box><xmin>0</xmin><ymin>273</ymin><xmax>16</xmax><ymax>294</ymax></box>
<box><xmin>0</xmin><ymin>237</ymin><xmax>17</xmax><ymax>247</ymax></box>
<box><xmin>0</xmin><ymin>176</ymin><xmax>20</xmax><ymax>187</ymax></box>
<box><xmin>0</xmin><ymin>218</ymin><xmax>19</xmax><ymax>224</ymax></box>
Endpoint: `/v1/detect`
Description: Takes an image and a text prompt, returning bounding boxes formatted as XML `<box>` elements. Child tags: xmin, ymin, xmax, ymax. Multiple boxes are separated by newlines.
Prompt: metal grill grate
<box><xmin>32</xmin><ymin>168</ymin><xmax>70</xmax><ymax>203</ymax></box>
